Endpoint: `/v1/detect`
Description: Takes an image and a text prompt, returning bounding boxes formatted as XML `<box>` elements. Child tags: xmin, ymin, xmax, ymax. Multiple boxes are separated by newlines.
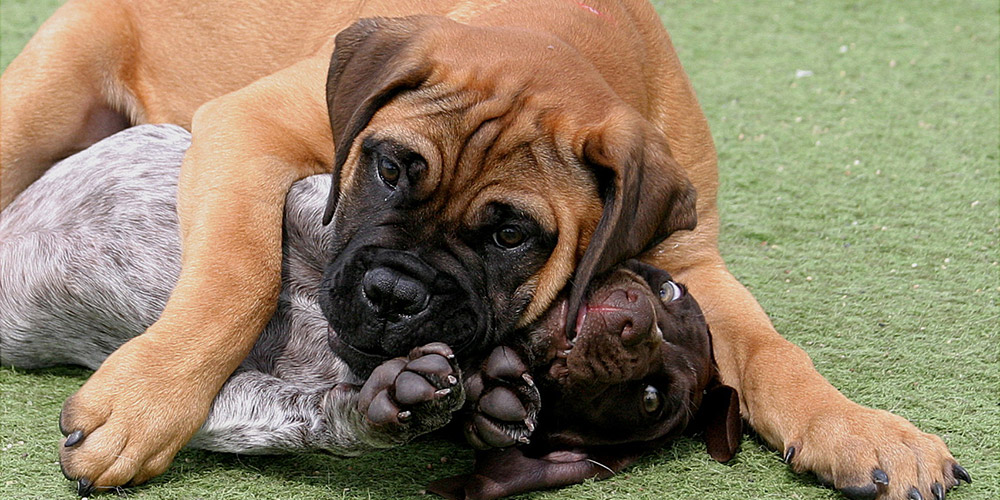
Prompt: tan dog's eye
<box><xmin>377</xmin><ymin>155</ymin><xmax>400</xmax><ymax>188</ymax></box>
<box><xmin>493</xmin><ymin>225</ymin><xmax>526</xmax><ymax>248</ymax></box>
<box><xmin>659</xmin><ymin>280</ymin><xmax>684</xmax><ymax>303</ymax></box>
<box><xmin>642</xmin><ymin>385</ymin><xmax>663</xmax><ymax>415</ymax></box>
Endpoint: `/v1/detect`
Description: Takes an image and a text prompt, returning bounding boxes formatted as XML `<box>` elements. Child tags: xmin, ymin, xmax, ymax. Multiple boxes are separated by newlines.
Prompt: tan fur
<box><xmin>1</xmin><ymin>1</ymin><xmax>957</xmax><ymax>498</ymax></box>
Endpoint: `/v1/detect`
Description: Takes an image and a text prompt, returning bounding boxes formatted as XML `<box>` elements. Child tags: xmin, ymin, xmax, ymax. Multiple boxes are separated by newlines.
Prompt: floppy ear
<box><xmin>699</xmin><ymin>381</ymin><xmax>741</xmax><ymax>462</ymax></box>
<box><xmin>566</xmin><ymin>115</ymin><xmax>697</xmax><ymax>333</ymax></box>
<box><xmin>322</xmin><ymin>16</ymin><xmax>442</xmax><ymax>224</ymax></box>
<box><xmin>693</xmin><ymin>326</ymin><xmax>743</xmax><ymax>462</ymax></box>
<box><xmin>426</xmin><ymin>447</ymin><xmax>640</xmax><ymax>500</ymax></box>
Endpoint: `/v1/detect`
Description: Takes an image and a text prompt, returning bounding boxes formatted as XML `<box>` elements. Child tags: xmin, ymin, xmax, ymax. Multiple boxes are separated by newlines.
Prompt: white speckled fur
<box><xmin>1</xmin><ymin>125</ymin><xmax>436</xmax><ymax>454</ymax></box>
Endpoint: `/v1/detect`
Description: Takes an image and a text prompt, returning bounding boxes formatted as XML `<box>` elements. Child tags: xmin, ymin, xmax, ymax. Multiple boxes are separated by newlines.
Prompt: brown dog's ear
<box><xmin>322</xmin><ymin>16</ymin><xmax>442</xmax><ymax>224</ymax></box>
<box><xmin>566</xmin><ymin>114</ymin><xmax>697</xmax><ymax>333</ymax></box>
<box><xmin>697</xmin><ymin>380</ymin><xmax>742</xmax><ymax>463</ymax></box>
<box><xmin>427</xmin><ymin>447</ymin><xmax>640</xmax><ymax>500</ymax></box>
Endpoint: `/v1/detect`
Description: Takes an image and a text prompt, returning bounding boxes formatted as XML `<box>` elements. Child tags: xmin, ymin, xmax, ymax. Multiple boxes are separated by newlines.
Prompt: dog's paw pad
<box><xmin>359</xmin><ymin>344</ymin><xmax>464</xmax><ymax>438</ymax></box>
<box><xmin>463</xmin><ymin>346</ymin><xmax>540</xmax><ymax>449</ymax></box>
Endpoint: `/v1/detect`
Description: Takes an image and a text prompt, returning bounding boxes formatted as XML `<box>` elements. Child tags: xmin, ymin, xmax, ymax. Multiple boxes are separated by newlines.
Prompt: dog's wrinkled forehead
<box><xmin>348</xmin><ymin>103</ymin><xmax>605</xmax><ymax>323</ymax></box>
<box><xmin>324</xmin><ymin>15</ymin><xmax>697</xmax><ymax>325</ymax></box>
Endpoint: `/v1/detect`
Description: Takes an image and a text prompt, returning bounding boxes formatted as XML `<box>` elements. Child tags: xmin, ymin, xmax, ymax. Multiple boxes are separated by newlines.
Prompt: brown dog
<box><xmin>438</xmin><ymin>259</ymin><xmax>742</xmax><ymax>500</ymax></box>
<box><xmin>0</xmin><ymin>0</ymin><xmax>966</xmax><ymax>498</ymax></box>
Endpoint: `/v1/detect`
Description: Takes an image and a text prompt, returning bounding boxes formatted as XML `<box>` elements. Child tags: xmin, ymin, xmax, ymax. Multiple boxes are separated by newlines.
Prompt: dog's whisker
<box><xmin>586</xmin><ymin>458</ymin><xmax>616</xmax><ymax>476</ymax></box>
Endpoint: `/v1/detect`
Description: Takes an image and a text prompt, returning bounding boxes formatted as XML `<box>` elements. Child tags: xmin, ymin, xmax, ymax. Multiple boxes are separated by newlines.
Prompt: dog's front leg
<box><xmin>57</xmin><ymin>54</ymin><xmax>336</xmax><ymax>494</ymax></box>
<box><xmin>189</xmin><ymin>370</ymin><xmax>364</xmax><ymax>455</ymax></box>
<box><xmin>190</xmin><ymin>344</ymin><xmax>463</xmax><ymax>457</ymax></box>
<box><xmin>671</xmin><ymin>254</ymin><xmax>969</xmax><ymax>500</ymax></box>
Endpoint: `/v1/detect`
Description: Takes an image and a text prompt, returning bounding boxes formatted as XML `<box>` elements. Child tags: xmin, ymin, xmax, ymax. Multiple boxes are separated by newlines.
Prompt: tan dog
<box><xmin>0</xmin><ymin>1</ymin><xmax>967</xmax><ymax>498</ymax></box>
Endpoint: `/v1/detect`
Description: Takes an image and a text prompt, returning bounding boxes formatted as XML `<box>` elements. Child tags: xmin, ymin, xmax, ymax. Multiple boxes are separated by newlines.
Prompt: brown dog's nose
<box><xmin>362</xmin><ymin>266</ymin><xmax>430</xmax><ymax>316</ymax></box>
<box><xmin>589</xmin><ymin>285</ymin><xmax>654</xmax><ymax>347</ymax></box>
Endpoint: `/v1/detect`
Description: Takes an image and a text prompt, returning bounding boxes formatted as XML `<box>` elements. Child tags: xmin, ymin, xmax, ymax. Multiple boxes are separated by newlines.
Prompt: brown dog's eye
<box><xmin>493</xmin><ymin>225</ymin><xmax>526</xmax><ymax>248</ymax></box>
<box><xmin>377</xmin><ymin>155</ymin><xmax>400</xmax><ymax>188</ymax></box>
<box><xmin>659</xmin><ymin>280</ymin><xmax>683</xmax><ymax>303</ymax></box>
<box><xmin>642</xmin><ymin>385</ymin><xmax>663</xmax><ymax>415</ymax></box>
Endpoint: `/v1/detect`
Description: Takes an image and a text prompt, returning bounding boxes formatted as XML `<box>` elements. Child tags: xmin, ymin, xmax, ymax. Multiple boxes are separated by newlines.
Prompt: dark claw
<box><xmin>908</xmin><ymin>487</ymin><xmax>924</xmax><ymax>500</ymax></box>
<box><xmin>64</xmin><ymin>430</ymin><xmax>84</xmax><ymax>447</ymax></box>
<box><xmin>839</xmin><ymin>484</ymin><xmax>877</xmax><ymax>500</ymax></box>
<box><xmin>873</xmin><ymin>469</ymin><xmax>889</xmax><ymax>486</ymax></box>
<box><xmin>932</xmin><ymin>482</ymin><xmax>945</xmax><ymax>500</ymax></box>
<box><xmin>77</xmin><ymin>478</ymin><xmax>94</xmax><ymax>496</ymax></box>
<box><xmin>953</xmin><ymin>464</ymin><xmax>971</xmax><ymax>484</ymax></box>
<box><xmin>783</xmin><ymin>446</ymin><xmax>795</xmax><ymax>464</ymax></box>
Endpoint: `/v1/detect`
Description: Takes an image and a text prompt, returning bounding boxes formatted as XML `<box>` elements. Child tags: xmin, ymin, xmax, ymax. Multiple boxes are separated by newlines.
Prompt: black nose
<box><xmin>362</xmin><ymin>266</ymin><xmax>430</xmax><ymax>316</ymax></box>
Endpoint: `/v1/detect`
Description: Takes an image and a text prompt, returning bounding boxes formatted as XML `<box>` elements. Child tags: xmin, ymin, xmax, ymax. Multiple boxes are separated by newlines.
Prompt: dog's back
<box><xmin>0</xmin><ymin>126</ymin><xmax>187</xmax><ymax>368</ymax></box>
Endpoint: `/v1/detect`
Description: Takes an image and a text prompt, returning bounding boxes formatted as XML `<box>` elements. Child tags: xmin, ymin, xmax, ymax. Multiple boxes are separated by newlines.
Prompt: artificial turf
<box><xmin>1</xmin><ymin>0</ymin><xmax>997</xmax><ymax>499</ymax></box>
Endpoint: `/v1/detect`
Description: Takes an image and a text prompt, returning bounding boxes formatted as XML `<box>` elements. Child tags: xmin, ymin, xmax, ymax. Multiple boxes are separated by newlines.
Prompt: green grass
<box><xmin>2</xmin><ymin>0</ymin><xmax>998</xmax><ymax>499</ymax></box>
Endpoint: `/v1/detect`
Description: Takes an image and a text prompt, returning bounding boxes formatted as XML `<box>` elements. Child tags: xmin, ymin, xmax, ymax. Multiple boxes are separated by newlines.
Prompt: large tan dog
<box><xmin>0</xmin><ymin>0</ymin><xmax>966</xmax><ymax>498</ymax></box>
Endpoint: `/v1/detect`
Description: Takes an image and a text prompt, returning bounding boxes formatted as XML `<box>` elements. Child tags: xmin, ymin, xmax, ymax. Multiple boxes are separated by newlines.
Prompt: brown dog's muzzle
<box><xmin>584</xmin><ymin>282</ymin><xmax>656</xmax><ymax>346</ymax></box>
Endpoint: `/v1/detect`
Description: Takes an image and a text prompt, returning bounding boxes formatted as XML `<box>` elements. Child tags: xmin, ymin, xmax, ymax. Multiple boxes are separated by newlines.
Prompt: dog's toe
<box><xmin>479</xmin><ymin>386</ymin><xmax>528</xmax><ymax>422</ymax></box>
<box><xmin>785</xmin><ymin>405</ymin><xmax>968</xmax><ymax>500</ymax></box>
<box><xmin>462</xmin><ymin>346</ymin><xmax>540</xmax><ymax>450</ymax></box>
<box><xmin>367</xmin><ymin>390</ymin><xmax>404</xmax><ymax>426</ymax></box>
<box><xmin>358</xmin><ymin>344</ymin><xmax>464</xmax><ymax>442</ymax></box>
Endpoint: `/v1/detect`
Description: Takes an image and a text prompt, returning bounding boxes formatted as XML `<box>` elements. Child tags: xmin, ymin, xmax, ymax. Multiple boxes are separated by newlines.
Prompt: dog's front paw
<box><xmin>784</xmin><ymin>404</ymin><xmax>970</xmax><ymax>500</ymax></box>
<box><xmin>59</xmin><ymin>335</ymin><xmax>212</xmax><ymax>495</ymax></box>
<box><xmin>358</xmin><ymin>342</ymin><xmax>464</xmax><ymax>444</ymax></box>
<box><xmin>462</xmin><ymin>346</ymin><xmax>541</xmax><ymax>449</ymax></box>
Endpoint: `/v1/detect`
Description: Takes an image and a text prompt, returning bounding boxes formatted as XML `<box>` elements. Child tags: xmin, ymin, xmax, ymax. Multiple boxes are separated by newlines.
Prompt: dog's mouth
<box><xmin>530</xmin><ymin>269</ymin><xmax>688</xmax><ymax>388</ymax></box>
<box><xmin>537</xmin><ymin>296</ymin><xmax>663</xmax><ymax>382</ymax></box>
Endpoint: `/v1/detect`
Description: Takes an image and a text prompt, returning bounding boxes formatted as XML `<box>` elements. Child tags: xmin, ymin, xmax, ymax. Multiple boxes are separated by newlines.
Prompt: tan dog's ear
<box><xmin>566</xmin><ymin>114</ymin><xmax>697</xmax><ymax>333</ymax></box>
<box><xmin>322</xmin><ymin>16</ymin><xmax>442</xmax><ymax>224</ymax></box>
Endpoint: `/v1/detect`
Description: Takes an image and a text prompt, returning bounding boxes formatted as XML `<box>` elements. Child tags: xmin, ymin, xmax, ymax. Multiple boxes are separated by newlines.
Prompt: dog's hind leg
<box><xmin>0</xmin><ymin>0</ymin><xmax>137</xmax><ymax>209</ymax></box>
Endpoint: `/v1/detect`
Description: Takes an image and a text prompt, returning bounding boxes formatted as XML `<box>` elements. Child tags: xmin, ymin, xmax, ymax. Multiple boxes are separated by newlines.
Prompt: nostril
<box><xmin>362</xmin><ymin>267</ymin><xmax>429</xmax><ymax>315</ymax></box>
<box><xmin>361</xmin><ymin>267</ymin><xmax>394</xmax><ymax>303</ymax></box>
<box><xmin>620</xmin><ymin>320</ymin><xmax>641</xmax><ymax>346</ymax></box>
